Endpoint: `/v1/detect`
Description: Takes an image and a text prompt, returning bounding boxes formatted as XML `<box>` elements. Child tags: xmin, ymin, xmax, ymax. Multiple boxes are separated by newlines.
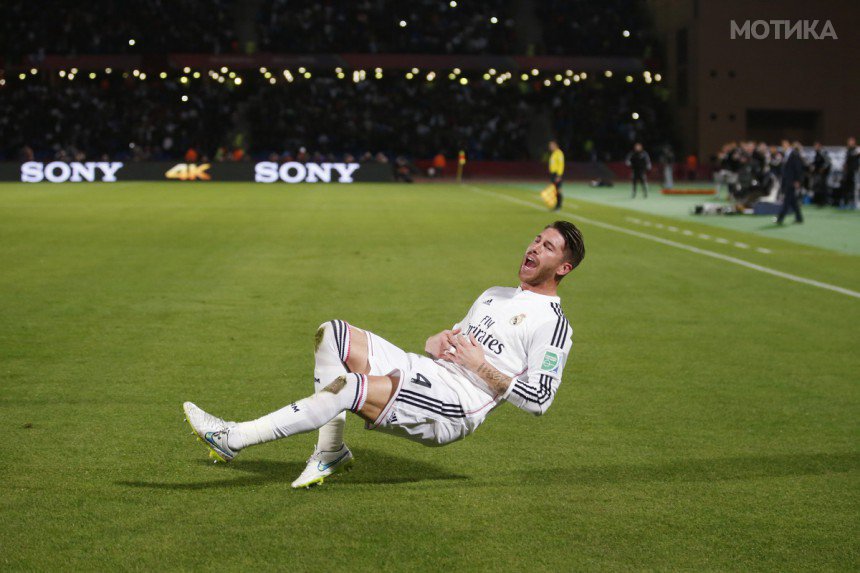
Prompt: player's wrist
<box><xmin>469</xmin><ymin>358</ymin><xmax>488</xmax><ymax>373</ymax></box>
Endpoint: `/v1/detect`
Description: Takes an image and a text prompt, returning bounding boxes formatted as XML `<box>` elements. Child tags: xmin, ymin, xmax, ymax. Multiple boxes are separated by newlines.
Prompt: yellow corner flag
<box><xmin>540</xmin><ymin>184</ymin><xmax>558</xmax><ymax>209</ymax></box>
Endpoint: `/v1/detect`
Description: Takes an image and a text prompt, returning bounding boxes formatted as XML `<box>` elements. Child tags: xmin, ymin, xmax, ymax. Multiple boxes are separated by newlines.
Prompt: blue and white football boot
<box><xmin>183</xmin><ymin>401</ymin><xmax>238</xmax><ymax>463</ymax></box>
<box><xmin>291</xmin><ymin>444</ymin><xmax>354</xmax><ymax>489</ymax></box>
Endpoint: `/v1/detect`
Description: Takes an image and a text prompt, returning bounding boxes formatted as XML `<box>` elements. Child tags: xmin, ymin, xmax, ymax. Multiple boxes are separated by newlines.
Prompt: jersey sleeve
<box><xmin>504</xmin><ymin>311</ymin><xmax>572</xmax><ymax>416</ymax></box>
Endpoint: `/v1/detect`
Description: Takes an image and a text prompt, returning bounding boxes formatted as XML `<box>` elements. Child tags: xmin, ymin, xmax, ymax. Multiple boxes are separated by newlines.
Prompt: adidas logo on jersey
<box><xmin>483</xmin><ymin>298</ymin><xmax>493</xmax><ymax>305</ymax></box>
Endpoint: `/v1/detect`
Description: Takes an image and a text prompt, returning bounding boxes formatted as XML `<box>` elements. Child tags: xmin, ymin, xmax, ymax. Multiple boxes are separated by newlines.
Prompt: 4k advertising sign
<box><xmin>4</xmin><ymin>162</ymin><xmax>394</xmax><ymax>183</ymax></box>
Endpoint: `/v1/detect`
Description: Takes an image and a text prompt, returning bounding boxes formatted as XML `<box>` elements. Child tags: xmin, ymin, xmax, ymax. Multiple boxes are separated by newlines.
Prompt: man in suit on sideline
<box><xmin>775</xmin><ymin>140</ymin><xmax>805</xmax><ymax>225</ymax></box>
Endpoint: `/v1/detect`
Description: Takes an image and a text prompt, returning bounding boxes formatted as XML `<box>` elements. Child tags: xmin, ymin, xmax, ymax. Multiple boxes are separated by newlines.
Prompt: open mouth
<box><xmin>522</xmin><ymin>254</ymin><xmax>538</xmax><ymax>270</ymax></box>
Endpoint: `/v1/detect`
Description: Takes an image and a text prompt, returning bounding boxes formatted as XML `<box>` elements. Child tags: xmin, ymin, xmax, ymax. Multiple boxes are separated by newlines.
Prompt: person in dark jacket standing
<box><xmin>811</xmin><ymin>142</ymin><xmax>832</xmax><ymax>206</ymax></box>
<box><xmin>625</xmin><ymin>142</ymin><xmax>652</xmax><ymax>198</ymax></box>
<box><xmin>775</xmin><ymin>140</ymin><xmax>805</xmax><ymax>225</ymax></box>
<box><xmin>839</xmin><ymin>136</ymin><xmax>858</xmax><ymax>209</ymax></box>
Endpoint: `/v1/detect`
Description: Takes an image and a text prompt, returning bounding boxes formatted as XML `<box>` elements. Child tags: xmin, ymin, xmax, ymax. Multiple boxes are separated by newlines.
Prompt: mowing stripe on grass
<box><xmin>464</xmin><ymin>184</ymin><xmax>860</xmax><ymax>300</ymax></box>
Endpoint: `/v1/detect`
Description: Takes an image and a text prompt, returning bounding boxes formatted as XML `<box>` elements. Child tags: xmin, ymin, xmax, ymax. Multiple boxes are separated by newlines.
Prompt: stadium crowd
<box><xmin>257</xmin><ymin>0</ymin><xmax>517</xmax><ymax>54</ymax></box>
<box><xmin>1</xmin><ymin>73</ymin><xmax>670</xmax><ymax>163</ymax></box>
<box><xmin>536</xmin><ymin>0</ymin><xmax>652</xmax><ymax>56</ymax></box>
<box><xmin>2</xmin><ymin>0</ymin><xmax>237</xmax><ymax>60</ymax></box>
<box><xmin>1</xmin><ymin>75</ymin><xmax>242</xmax><ymax>163</ymax></box>
<box><xmin>4</xmin><ymin>0</ymin><xmax>650</xmax><ymax>60</ymax></box>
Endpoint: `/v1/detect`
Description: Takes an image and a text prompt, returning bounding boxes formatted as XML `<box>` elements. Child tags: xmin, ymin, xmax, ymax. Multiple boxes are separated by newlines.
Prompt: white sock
<box><xmin>313</xmin><ymin>320</ymin><xmax>353</xmax><ymax>452</ymax></box>
<box><xmin>227</xmin><ymin>373</ymin><xmax>367</xmax><ymax>451</ymax></box>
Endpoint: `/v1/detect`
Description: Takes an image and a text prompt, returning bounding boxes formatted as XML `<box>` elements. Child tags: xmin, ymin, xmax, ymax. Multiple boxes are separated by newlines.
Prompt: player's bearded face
<box><xmin>519</xmin><ymin>229</ymin><xmax>568</xmax><ymax>284</ymax></box>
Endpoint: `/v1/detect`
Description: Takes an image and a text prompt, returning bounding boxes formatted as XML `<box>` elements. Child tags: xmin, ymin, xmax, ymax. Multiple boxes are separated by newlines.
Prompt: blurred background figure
<box><xmin>810</xmin><ymin>142</ymin><xmax>832</xmax><ymax>206</ymax></box>
<box><xmin>548</xmin><ymin>140</ymin><xmax>564</xmax><ymax>210</ymax></box>
<box><xmin>430</xmin><ymin>152</ymin><xmax>447</xmax><ymax>178</ymax></box>
<box><xmin>839</xmin><ymin>136</ymin><xmax>858</xmax><ymax>209</ymax></box>
<box><xmin>685</xmin><ymin>153</ymin><xmax>698</xmax><ymax>181</ymax></box>
<box><xmin>775</xmin><ymin>141</ymin><xmax>805</xmax><ymax>225</ymax></box>
<box><xmin>658</xmin><ymin>144</ymin><xmax>674</xmax><ymax>189</ymax></box>
<box><xmin>625</xmin><ymin>142</ymin><xmax>651</xmax><ymax>198</ymax></box>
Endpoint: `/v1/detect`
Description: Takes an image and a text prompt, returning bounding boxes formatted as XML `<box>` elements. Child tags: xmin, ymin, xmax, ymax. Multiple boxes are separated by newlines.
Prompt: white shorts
<box><xmin>362</xmin><ymin>329</ymin><xmax>500</xmax><ymax>446</ymax></box>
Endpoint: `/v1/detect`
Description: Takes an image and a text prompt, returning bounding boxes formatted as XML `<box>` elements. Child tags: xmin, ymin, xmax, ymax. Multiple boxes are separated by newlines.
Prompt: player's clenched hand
<box><xmin>425</xmin><ymin>328</ymin><xmax>461</xmax><ymax>359</ymax></box>
<box><xmin>444</xmin><ymin>333</ymin><xmax>485</xmax><ymax>372</ymax></box>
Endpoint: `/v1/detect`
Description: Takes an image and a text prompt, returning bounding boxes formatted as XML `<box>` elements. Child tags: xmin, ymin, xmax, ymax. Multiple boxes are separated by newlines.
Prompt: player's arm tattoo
<box><xmin>474</xmin><ymin>362</ymin><xmax>513</xmax><ymax>396</ymax></box>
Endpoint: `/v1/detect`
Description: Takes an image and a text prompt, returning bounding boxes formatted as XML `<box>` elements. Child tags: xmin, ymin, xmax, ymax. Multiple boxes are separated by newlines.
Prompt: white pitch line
<box><xmin>626</xmin><ymin>216</ymin><xmax>771</xmax><ymax>254</ymax></box>
<box><xmin>464</xmin><ymin>185</ymin><xmax>860</xmax><ymax>300</ymax></box>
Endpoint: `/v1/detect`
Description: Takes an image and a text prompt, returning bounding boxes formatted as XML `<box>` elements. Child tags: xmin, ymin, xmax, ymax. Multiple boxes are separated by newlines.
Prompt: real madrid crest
<box><xmin>510</xmin><ymin>313</ymin><xmax>526</xmax><ymax>326</ymax></box>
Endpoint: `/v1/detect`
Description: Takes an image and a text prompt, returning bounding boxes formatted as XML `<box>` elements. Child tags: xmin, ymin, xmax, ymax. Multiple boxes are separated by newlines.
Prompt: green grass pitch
<box><xmin>1</xmin><ymin>181</ymin><xmax>857</xmax><ymax>571</ymax></box>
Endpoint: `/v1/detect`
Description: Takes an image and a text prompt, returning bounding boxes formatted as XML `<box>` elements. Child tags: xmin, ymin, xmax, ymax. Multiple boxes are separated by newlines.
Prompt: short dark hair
<box><xmin>547</xmin><ymin>220</ymin><xmax>585</xmax><ymax>270</ymax></box>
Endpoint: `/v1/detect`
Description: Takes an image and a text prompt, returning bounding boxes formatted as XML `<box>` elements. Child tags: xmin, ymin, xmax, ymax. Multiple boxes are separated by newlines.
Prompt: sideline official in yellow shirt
<box><xmin>548</xmin><ymin>140</ymin><xmax>564</xmax><ymax>211</ymax></box>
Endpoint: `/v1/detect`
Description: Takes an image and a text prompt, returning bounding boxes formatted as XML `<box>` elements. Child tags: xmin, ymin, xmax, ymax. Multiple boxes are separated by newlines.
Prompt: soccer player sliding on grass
<box><xmin>184</xmin><ymin>221</ymin><xmax>585</xmax><ymax>488</ymax></box>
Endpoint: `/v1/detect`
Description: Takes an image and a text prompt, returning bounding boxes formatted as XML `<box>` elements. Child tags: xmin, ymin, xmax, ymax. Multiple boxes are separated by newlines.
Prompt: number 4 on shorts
<box><xmin>410</xmin><ymin>372</ymin><xmax>432</xmax><ymax>388</ymax></box>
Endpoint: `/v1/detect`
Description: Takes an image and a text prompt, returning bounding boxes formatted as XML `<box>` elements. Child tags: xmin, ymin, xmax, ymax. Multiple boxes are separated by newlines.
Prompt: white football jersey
<box><xmin>442</xmin><ymin>286</ymin><xmax>573</xmax><ymax>415</ymax></box>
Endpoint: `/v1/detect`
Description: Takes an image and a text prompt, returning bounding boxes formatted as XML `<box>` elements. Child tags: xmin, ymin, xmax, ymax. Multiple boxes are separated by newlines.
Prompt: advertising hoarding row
<box><xmin>1</xmin><ymin>162</ymin><xmax>395</xmax><ymax>184</ymax></box>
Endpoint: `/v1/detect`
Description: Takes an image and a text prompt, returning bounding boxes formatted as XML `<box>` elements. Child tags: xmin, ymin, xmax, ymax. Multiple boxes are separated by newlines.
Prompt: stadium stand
<box><xmin>0</xmin><ymin>0</ymin><xmax>672</xmax><ymax>166</ymax></box>
<box><xmin>1</xmin><ymin>0</ymin><xmax>237</xmax><ymax>59</ymax></box>
<box><xmin>257</xmin><ymin>0</ymin><xmax>517</xmax><ymax>54</ymax></box>
<box><xmin>536</xmin><ymin>0</ymin><xmax>652</xmax><ymax>56</ymax></box>
<box><xmin>1</xmin><ymin>72</ymin><xmax>668</xmax><ymax>162</ymax></box>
